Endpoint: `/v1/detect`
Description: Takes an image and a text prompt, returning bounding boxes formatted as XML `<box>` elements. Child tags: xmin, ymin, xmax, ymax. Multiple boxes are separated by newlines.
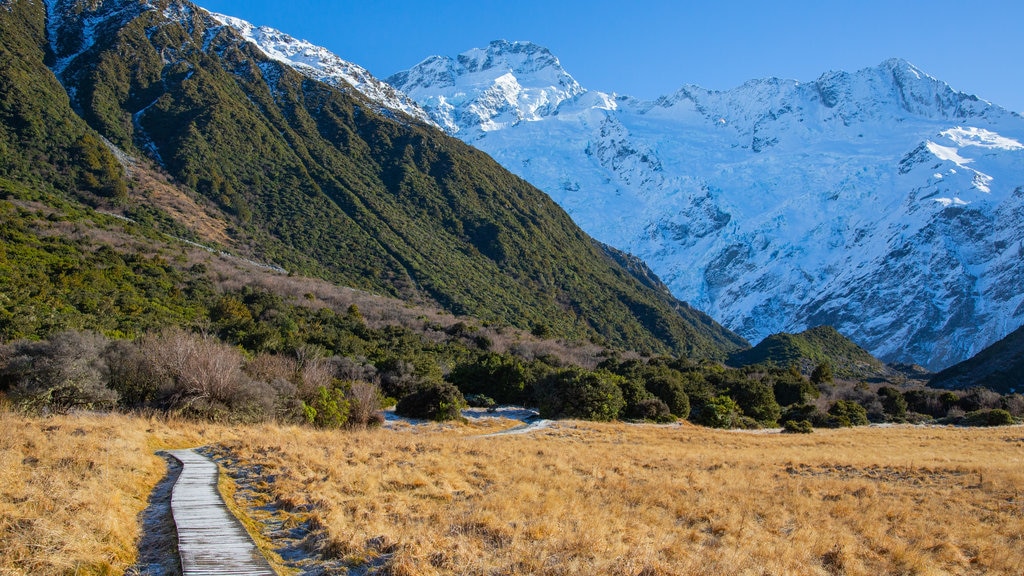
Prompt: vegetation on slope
<box><xmin>4</xmin><ymin>0</ymin><xmax>746</xmax><ymax>358</ymax></box>
<box><xmin>727</xmin><ymin>325</ymin><xmax>887</xmax><ymax>379</ymax></box>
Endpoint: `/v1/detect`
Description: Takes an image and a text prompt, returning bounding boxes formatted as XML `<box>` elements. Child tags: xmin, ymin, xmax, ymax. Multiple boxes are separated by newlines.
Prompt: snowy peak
<box><xmin>395</xmin><ymin>41</ymin><xmax>1024</xmax><ymax>370</ymax></box>
<box><xmin>208</xmin><ymin>12</ymin><xmax>435</xmax><ymax>125</ymax></box>
<box><xmin>388</xmin><ymin>40</ymin><xmax>585</xmax><ymax>136</ymax></box>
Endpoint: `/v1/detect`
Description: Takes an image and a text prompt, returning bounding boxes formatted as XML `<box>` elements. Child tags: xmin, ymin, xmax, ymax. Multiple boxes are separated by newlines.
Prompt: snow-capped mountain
<box><xmin>207</xmin><ymin>13</ymin><xmax>435</xmax><ymax>126</ymax></box>
<box><xmin>390</xmin><ymin>41</ymin><xmax>1024</xmax><ymax>370</ymax></box>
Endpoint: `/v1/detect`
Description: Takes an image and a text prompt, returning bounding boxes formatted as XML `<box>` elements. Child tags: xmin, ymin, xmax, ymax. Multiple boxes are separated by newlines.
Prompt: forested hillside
<box><xmin>0</xmin><ymin>0</ymin><xmax>746</xmax><ymax>358</ymax></box>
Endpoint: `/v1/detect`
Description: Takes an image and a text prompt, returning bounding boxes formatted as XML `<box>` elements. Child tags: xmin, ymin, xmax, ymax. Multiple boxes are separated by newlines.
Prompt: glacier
<box><xmin>388</xmin><ymin>42</ymin><xmax>1024</xmax><ymax>371</ymax></box>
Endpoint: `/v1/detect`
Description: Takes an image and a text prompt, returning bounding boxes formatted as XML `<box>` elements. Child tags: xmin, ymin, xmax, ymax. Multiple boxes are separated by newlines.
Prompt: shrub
<box><xmin>302</xmin><ymin>385</ymin><xmax>351</xmax><ymax>429</ymax></box>
<box><xmin>782</xmin><ymin>420</ymin><xmax>813</xmax><ymax>434</ymax></box>
<box><xmin>645</xmin><ymin>373</ymin><xmax>690</xmax><ymax>418</ymax></box>
<box><xmin>142</xmin><ymin>328</ymin><xmax>250</xmax><ymax>419</ymax></box>
<box><xmin>447</xmin><ymin>353</ymin><xmax>531</xmax><ymax>404</ymax></box>
<box><xmin>903</xmin><ymin>389</ymin><xmax>945</xmax><ymax>418</ymax></box>
<box><xmin>1</xmin><ymin>331</ymin><xmax>117</xmax><ymax>414</ymax></box>
<box><xmin>692</xmin><ymin>395</ymin><xmax>743</xmax><ymax>429</ymax></box>
<box><xmin>962</xmin><ymin>409</ymin><xmax>1016</xmax><ymax>427</ymax></box>
<box><xmin>465</xmin><ymin>393</ymin><xmax>496</xmax><ymax>409</ymax></box>
<box><xmin>773</xmin><ymin>371</ymin><xmax>819</xmax><ymax>407</ymax></box>
<box><xmin>877</xmin><ymin>386</ymin><xmax>908</xmax><ymax>419</ymax></box>
<box><xmin>958</xmin><ymin>388</ymin><xmax>1002</xmax><ymax>412</ymax></box>
<box><xmin>104</xmin><ymin>339</ymin><xmax>160</xmax><ymax>410</ymax></box>
<box><xmin>827</xmin><ymin>400</ymin><xmax>869</xmax><ymax>427</ymax></box>
<box><xmin>731</xmin><ymin>380</ymin><xmax>781</xmax><ymax>426</ymax></box>
<box><xmin>344</xmin><ymin>380</ymin><xmax>384</xmax><ymax>427</ymax></box>
<box><xmin>1002</xmin><ymin>394</ymin><xmax>1024</xmax><ymax>418</ymax></box>
<box><xmin>627</xmin><ymin>397</ymin><xmax>675</xmax><ymax>423</ymax></box>
<box><xmin>535</xmin><ymin>368</ymin><xmax>625</xmax><ymax>421</ymax></box>
<box><xmin>618</xmin><ymin>376</ymin><xmax>656</xmax><ymax>419</ymax></box>
<box><xmin>810</xmin><ymin>362</ymin><xmax>833</xmax><ymax>385</ymax></box>
<box><xmin>395</xmin><ymin>381</ymin><xmax>466</xmax><ymax>421</ymax></box>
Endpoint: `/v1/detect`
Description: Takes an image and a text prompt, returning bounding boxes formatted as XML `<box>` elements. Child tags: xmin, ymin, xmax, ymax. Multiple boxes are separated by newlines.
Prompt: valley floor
<box><xmin>2</xmin><ymin>411</ymin><xmax>1022</xmax><ymax>575</ymax></box>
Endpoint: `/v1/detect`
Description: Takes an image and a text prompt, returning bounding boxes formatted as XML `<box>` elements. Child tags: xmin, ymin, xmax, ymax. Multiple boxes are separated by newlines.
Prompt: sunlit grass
<box><xmin>2</xmin><ymin>410</ymin><xmax>1021</xmax><ymax>575</ymax></box>
<box><xmin>219</xmin><ymin>421</ymin><xmax>1024</xmax><ymax>575</ymax></box>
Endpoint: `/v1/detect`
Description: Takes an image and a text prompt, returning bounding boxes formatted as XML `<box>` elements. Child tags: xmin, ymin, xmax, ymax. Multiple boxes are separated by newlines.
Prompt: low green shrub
<box><xmin>692</xmin><ymin>395</ymin><xmax>743</xmax><ymax>429</ymax></box>
<box><xmin>534</xmin><ymin>368</ymin><xmax>625</xmax><ymax>421</ymax></box>
<box><xmin>302</xmin><ymin>385</ymin><xmax>350</xmax><ymax>429</ymax></box>
<box><xmin>395</xmin><ymin>382</ymin><xmax>466</xmax><ymax>421</ymax></box>
<box><xmin>827</xmin><ymin>400</ymin><xmax>869</xmax><ymax>427</ymax></box>
<box><xmin>782</xmin><ymin>419</ymin><xmax>813</xmax><ymax>434</ymax></box>
<box><xmin>962</xmin><ymin>408</ymin><xmax>1016</xmax><ymax>427</ymax></box>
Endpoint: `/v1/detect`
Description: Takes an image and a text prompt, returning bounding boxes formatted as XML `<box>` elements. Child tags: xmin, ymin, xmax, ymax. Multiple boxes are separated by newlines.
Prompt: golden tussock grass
<box><xmin>0</xmin><ymin>410</ymin><xmax>237</xmax><ymax>576</ymax></box>
<box><xmin>213</xmin><ymin>420</ymin><xmax>1024</xmax><ymax>576</ymax></box>
<box><xmin>3</xmin><ymin>410</ymin><xmax>1022</xmax><ymax>575</ymax></box>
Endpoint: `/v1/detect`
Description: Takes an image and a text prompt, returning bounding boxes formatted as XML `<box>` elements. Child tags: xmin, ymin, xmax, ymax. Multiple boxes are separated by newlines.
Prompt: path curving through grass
<box><xmin>166</xmin><ymin>449</ymin><xmax>276</xmax><ymax>576</ymax></box>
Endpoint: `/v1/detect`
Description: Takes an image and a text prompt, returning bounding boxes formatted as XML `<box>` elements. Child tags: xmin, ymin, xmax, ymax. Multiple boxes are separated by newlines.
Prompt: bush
<box><xmin>1</xmin><ymin>331</ymin><xmax>117</xmax><ymax>414</ymax></box>
<box><xmin>627</xmin><ymin>397</ymin><xmax>675</xmax><ymax>423</ymax></box>
<box><xmin>344</xmin><ymin>380</ymin><xmax>384</xmax><ymax>427</ymax></box>
<box><xmin>731</xmin><ymin>380</ymin><xmax>781</xmax><ymax>426</ymax></box>
<box><xmin>782</xmin><ymin>420</ymin><xmax>813</xmax><ymax>434</ymax></box>
<box><xmin>142</xmin><ymin>328</ymin><xmax>251</xmax><ymax>418</ymax></box>
<box><xmin>395</xmin><ymin>381</ymin><xmax>466</xmax><ymax>421</ymax></box>
<box><xmin>645</xmin><ymin>373</ymin><xmax>690</xmax><ymax>418</ymax></box>
<box><xmin>962</xmin><ymin>409</ymin><xmax>1016</xmax><ymax>427</ymax></box>
<box><xmin>692</xmin><ymin>395</ymin><xmax>743</xmax><ymax>429</ymax></box>
<box><xmin>877</xmin><ymin>386</ymin><xmax>908</xmax><ymax>419</ymax></box>
<box><xmin>464</xmin><ymin>393</ymin><xmax>496</xmax><ymax>409</ymax></box>
<box><xmin>903</xmin><ymin>389</ymin><xmax>945</xmax><ymax>418</ymax></box>
<box><xmin>535</xmin><ymin>368</ymin><xmax>625</xmax><ymax>421</ymax></box>
<box><xmin>810</xmin><ymin>362</ymin><xmax>833</xmax><ymax>385</ymax></box>
<box><xmin>773</xmin><ymin>373</ymin><xmax>819</xmax><ymax>407</ymax></box>
<box><xmin>302</xmin><ymin>385</ymin><xmax>350</xmax><ymax>429</ymax></box>
<box><xmin>827</xmin><ymin>400</ymin><xmax>869</xmax><ymax>427</ymax></box>
<box><xmin>958</xmin><ymin>388</ymin><xmax>1003</xmax><ymax>412</ymax></box>
<box><xmin>447</xmin><ymin>353</ymin><xmax>531</xmax><ymax>404</ymax></box>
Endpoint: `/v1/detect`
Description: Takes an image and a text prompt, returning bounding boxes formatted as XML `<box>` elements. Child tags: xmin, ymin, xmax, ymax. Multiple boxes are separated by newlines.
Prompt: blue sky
<box><xmin>197</xmin><ymin>0</ymin><xmax>1024</xmax><ymax>113</ymax></box>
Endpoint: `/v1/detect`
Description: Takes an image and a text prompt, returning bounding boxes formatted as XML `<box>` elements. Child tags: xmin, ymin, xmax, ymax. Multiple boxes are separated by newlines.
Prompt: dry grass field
<box><xmin>2</xmin><ymin>408</ymin><xmax>1022</xmax><ymax>575</ymax></box>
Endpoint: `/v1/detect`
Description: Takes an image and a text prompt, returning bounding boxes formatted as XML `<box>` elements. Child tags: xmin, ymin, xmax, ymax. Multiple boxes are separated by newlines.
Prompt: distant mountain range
<box><xmin>381</xmin><ymin>41</ymin><xmax>1024</xmax><ymax>371</ymax></box>
<box><xmin>6</xmin><ymin>0</ymin><xmax>1023</xmax><ymax>380</ymax></box>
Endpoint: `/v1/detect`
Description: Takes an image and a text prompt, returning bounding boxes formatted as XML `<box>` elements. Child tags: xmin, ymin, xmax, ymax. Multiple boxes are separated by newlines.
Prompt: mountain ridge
<box><xmin>389</xmin><ymin>41</ymin><xmax>1024</xmax><ymax>371</ymax></box>
<box><xmin>0</xmin><ymin>0</ymin><xmax>747</xmax><ymax>359</ymax></box>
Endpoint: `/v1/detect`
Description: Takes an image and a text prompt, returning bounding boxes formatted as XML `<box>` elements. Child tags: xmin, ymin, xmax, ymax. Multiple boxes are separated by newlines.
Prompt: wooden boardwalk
<box><xmin>166</xmin><ymin>449</ymin><xmax>276</xmax><ymax>576</ymax></box>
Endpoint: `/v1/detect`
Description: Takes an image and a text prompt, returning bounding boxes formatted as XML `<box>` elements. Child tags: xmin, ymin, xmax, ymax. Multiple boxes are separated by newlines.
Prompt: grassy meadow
<box><xmin>2</xmin><ymin>409</ymin><xmax>1022</xmax><ymax>575</ymax></box>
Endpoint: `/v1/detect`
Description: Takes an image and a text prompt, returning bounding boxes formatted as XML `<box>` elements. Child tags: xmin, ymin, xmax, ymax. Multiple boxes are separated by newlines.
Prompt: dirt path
<box><xmin>165</xmin><ymin>449</ymin><xmax>276</xmax><ymax>576</ymax></box>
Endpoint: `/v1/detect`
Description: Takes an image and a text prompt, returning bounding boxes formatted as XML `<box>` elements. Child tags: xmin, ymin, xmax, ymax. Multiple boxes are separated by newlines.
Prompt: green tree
<box><xmin>395</xmin><ymin>381</ymin><xmax>466</xmax><ymax>421</ymax></box>
<box><xmin>827</xmin><ymin>400</ymin><xmax>869</xmax><ymax>427</ymax></box>
<box><xmin>810</xmin><ymin>362</ymin><xmax>834</xmax><ymax>385</ymax></box>
<box><xmin>731</xmin><ymin>379</ymin><xmax>781</xmax><ymax>426</ymax></box>
<box><xmin>535</xmin><ymin>368</ymin><xmax>625</xmax><ymax>421</ymax></box>
<box><xmin>877</xmin><ymin>386</ymin><xmax>908</xmax><ymax>419</ymax></box>
<box><xmin>693</xmin><ymin>395</ymin><xmax>743</xmax><ymax>429</ymax></box>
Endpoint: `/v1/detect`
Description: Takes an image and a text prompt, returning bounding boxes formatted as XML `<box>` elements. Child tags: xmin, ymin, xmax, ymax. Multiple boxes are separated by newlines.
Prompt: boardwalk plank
<box><xmin>166</xmin><ymin>449</ymin><xmax>277</xmax><ymax>576</ymax></box>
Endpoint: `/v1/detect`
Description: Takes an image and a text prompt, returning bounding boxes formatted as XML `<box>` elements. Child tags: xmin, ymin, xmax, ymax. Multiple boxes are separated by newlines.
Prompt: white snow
<box><xmin>391</xmin><ymin>45</ymin><xmax>1024</xmax><ymax>370</ymax></box>
<box><xmin>925</xmin><ymin>141</ymin><xmax>973</xmax><ymax>165</ymax></box>
<box><xmin>207</xmin><ymin>12</ymin><xmax>436</xmax><ymax>126</ymax></box>
<box><xmin>941</xmin><ymin>126</ymin><xmax>1024</xmax><ymax>150</ymax></box>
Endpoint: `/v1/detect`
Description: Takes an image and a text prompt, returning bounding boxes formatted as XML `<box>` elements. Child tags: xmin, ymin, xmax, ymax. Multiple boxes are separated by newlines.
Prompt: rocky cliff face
<box><xmin>389</xmin><ymin>42</ymin><xmax>1024</xmax><ymax>370</ymax></box>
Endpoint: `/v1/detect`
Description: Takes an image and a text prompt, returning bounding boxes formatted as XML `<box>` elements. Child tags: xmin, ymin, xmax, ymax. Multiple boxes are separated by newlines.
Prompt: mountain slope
<box><xmin>390</xmin><ymin>41</ymin><xmax>1024</xmax><ymax>371</ymax></box>
<box><xmin>727</xmin><ymin>326</ymin><xmax>888</xmax><ymax>380</ymax></box>
<box><xmin>0</xmin><ymin>0</ymin><xmax>746</xmax><ymax>358</ymax></box>
<box><xmin>929</xmin><ymin>325</ymin><xmax>1024</xmax><ymax>394</ymax></box>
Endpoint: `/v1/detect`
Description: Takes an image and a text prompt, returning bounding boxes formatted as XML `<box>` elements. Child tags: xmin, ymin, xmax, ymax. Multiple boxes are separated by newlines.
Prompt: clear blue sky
<box><xmin>197</xmin><ymin>0</ymin><xmax>1024</xmax><ymax>114</ymax></box>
